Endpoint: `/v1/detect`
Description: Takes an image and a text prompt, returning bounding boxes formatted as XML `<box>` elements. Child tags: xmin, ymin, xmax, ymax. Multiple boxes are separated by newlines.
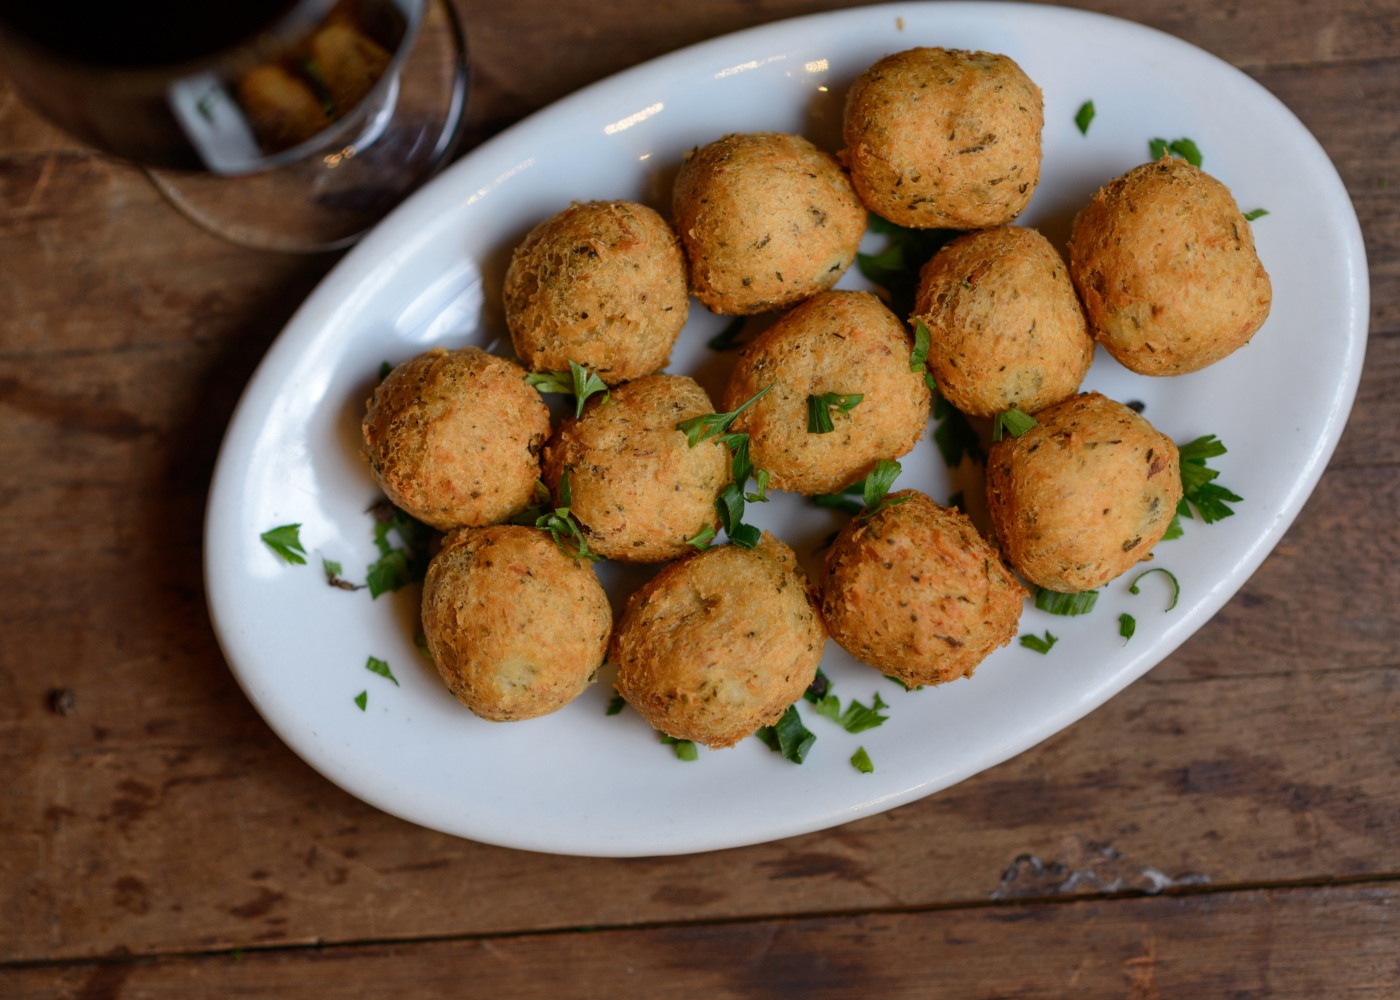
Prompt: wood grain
<box><xmin>0</xmin><ymin>0</ymin><xmax>1398</xmax><ymax>991</ymax></box>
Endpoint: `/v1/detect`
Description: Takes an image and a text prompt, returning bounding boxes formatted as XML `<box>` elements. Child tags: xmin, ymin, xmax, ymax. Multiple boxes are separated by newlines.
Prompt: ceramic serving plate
<box><xmin>204</xmin><ymin>2</ymin><xmax>1368</xmax><ymax>856</ymax></box>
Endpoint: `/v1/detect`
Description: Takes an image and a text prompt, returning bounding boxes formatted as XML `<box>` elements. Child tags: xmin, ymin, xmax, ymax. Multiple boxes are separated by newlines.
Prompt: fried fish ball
<box><xmin>237</xmin><ymin>64</ymin><xmax>332</xmax><ymax>152</ymax></box>
<box><xmin>307</xmin><ymin>21</ymin><xmax>393</xmax><ymax>115</ymax></box>
<box><xmin>1067</xmin><ymin>157</ymin><xmax>1273</xmax><ymax>375</ymax></box>
<box><xmin>842</xmin><ymin>47</ymin><xmax>1043</xmax><ymax>229</ymax></box>
<box><xmin>672</xmin><ymin>132</ymin><xmax>866</xmax><ymax>315</ymax></box>
<box><xmin>503</xmin><ymin>200</ymin><xmax>689</xmax><ymax>382</ymax></box>
<box><xmin>819</xmin><ymin>491</ymin><xmax>1024</xmax><ymax>687</ymax></box>
<box><xmin>421</xmin><ymin>525</ymin><xmax>612</xmax><ymax>721</ymax></box>
<box><xmin>612</xmin><ymin>533</ymin><xmax>826</xmax><ymax>748</ymax></box>
<box><xmin>361</xmin><ymin>347</ymin><xmax>550</xmax><ymax>531</ymax></box>
<box><xmin>541</xmin><ymin>374</ymin><xmax>730</xmax><ymax>562</ymax></box>
<box><xmin>913</xmin><ymin>225</ymin><xmax>1093</xmax><ymax>418</ymax></box>
<box><xmin>985</xmin><ymin>392</ymin><xmax>1182</xmax><ymax>593</ymax></box>
<box><xmin>722</xmin><ymin>290</ymin><xmax>930</xmax><ymax>495</ymax></box>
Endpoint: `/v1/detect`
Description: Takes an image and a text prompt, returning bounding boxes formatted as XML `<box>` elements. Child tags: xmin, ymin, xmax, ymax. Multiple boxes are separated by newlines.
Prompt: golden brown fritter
<box><xmin>672</xmin><ymin>132</ymin><xmax>866</xmax><ymax>315</ymax></box>
<box><xmin>421</xmin><ymin>525</ymin><xmax>613</xmax><ymax>721</ymax></box>
<box><xmin>842</xmin><ymin>47</ymin><xmax>1043</xmax><ymax>229</ymax></box>
<box><xmin>504</xmin><ymin>200</ymin><xmax>689</xmax><ymax>382</ymax></box>
<box><xmin>819</xmin><ymin>490</ymin><xmax>1025</xmax><ymax>687</ymax></box>
<box><xmin>985</xmin><ymin>392</ymin><xmax>1182</xmax><ymax>592</ymax></box>
<box><xmin>722</xmin><ymin>290</ymin><xmax>930</xmax><ymax>495</ymax></box>
<box><xmin>361</xmin><ymin>347</ymin><xmax>550</xmax><ymax>531</ymax></box>
<box><xmin>913</xmin><ymin>225</ymin><xmax>1093</xmax><ymax>418</ymax></box>
<box><xmin>1067</xmin><ymin>157</ymin><xmax>1272</xmax><ymax>375</ymax></box>
<box><xmin>541</xmin><ymin>374</ymin><xmax>730</xmax><ymax>562</ymax></box>
<box><xmin>612</xmin><ymin>533</ymin><xmax>826</xmax><ymax>748</ymax></box>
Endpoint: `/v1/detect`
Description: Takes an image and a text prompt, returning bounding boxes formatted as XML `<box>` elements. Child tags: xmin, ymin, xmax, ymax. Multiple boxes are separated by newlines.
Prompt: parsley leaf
<box><xmin>993</xmin><ymin>407</ymin><xmax>1038</xmax><ymax>442</ymax></box>
<box><xmin>1150</xmin><ymin>136</ymin><xmax>1203</xmax><ymax>167</ymax></box>
<box><xmin>1075</xmin><ymin>100</ymin><xmax>1096</xmax><ymax>135</ymax></box>
<box><xmin>525</xmin><ymin>360</ymin><xmax>611</xmax><ymax>419</ymax></box>
<box><xmin>366</xmin><ymin>503</ymin><xmax>434</xmax><ymax>598</ymax></box>
<box><xmin>354</xmin><ymin>691</ymin><xmax>368</xmax><ymax>711</ymax></box>
<box><xmin>1177</xmin><ymin>435</ymin><xmax>1241</xmax><ymax>524</ymax></box>
<box><xmin>932</xmin><ymin>389</ymin><xmax>985</xmax><ymax>468</ymax></box>
<box><xmin>715</xmin><ymin>482</ymin><xmax>761</xmax><ymax>549</ymax></box>
<box><xmin>862</xmin><ymin>459</ymin><xmax>907</xmax><ymax>516</ymax></box>
<box><xmin>660</xmin><ymin>734</ymin><xmax>699</xmax><ymax>761</ymax></box>
<box><xmin>1129</xmin><ymin>567</ymin><xmax>1181</xmax><ymax>611</ymax></box>
<box><xmin>686</xmin><ymin>524</ymin><xmax>716</xmax><ymax>550</ymax></box>
<box><xmin>676</xmin><ymin>384</ymin><xmax>774</xmax><ymax>447</ymax></box>
<box><xmin>322</xmin><ymin>557</ymin><xmax>362</xmax><ymax>591</ymax></box>
<box><xmin>857</xmin><ymin>215</ymin><xmax>957</xmax><ymax>315</ymax></box>
<box><xmin>365</xmin><ymin>655</ymin><xmax>400</xmax><ymax>687</ymax></box>
<box><xmin>1034</xmin><ymin>587</ymin><xmax>1099</xmax><ymax>616</ymax></box>
<box><xmin>910</xmin><ymin>319</ymin><xmax>931</xmax><ymax>371</ymax></box>
<box><xmin>261</xmin><ymin>523</ymin><xmax>307</xmax><ymax>565</ymax></box>
<box><xmin>534</xmin><ymin>469</ymin><xmax>603</xmax><ymax>561</ymax></box>
<box><xmin>810</xmin><ymin>491</ymin><xmax>866</xmax><ymax>516</ymax></box>
<box><xmin>755</xmin><ymin>704</ymin><xmax>816</xmax><ymax>764</ymax></box>
<box><xmin>1020</xmin><ymin>631</ymin><xmax>1058</xmax><ymax>654</ymax></box>
<box><xmin>850</xmin><ymin>747</ymin><xmax>874</xmax><ymax>774</ymax></box>
<box><xmin>1119</xmin><ymin>613</ymin><xmax>1136</xmax><ymax>642</ymax></box>
<box><xmin>806</xmin><ymin>392</ymin><xmax>863</xmax><ymax>434</ymax></box>
<box><xmin>606</xmin><ymin>694</ymin><xmax>627</xmax><ymax>716</ymax></box>
<box><xmin>1243</xmin><ymin>208</ymin><xmax>1269</xmax><ymax>222</ymax></box>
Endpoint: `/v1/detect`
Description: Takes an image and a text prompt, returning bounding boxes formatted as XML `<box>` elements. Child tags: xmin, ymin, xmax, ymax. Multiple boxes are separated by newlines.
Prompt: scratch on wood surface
<box><xmin>1123</xmin><ymin>936</ymin><xmax>1161</xmax><ymax>1000</ymax></box>
<box><xmin>992</xmin><ymin>836</ymin><xmax>1212</xmax><ymax>900</ymax></box>
<box><xmin>22</xmin><ymin>153</ymin><xmax>56</xmax><ymax>213</ymax></box>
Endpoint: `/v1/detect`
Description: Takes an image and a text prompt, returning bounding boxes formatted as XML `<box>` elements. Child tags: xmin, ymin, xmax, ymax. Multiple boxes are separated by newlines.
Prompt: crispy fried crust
<box><xmin>985</xmin><ymin>392</ymin><xmax>1183</xmax><ymax>592</ymax></box>
<box><xmin>1067</xmin><ymin>157</ymin><xmax>1272</xmax><ymax>375</ymax></box>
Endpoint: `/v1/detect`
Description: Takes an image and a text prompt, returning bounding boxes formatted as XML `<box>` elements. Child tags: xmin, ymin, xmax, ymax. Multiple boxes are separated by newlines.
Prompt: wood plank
<box><xmin>2</xmin><ymin>658</ymin><xmax>1396</xmax><ymax>962</ymax></box>
<box><xmin>5</xmin><ymin>882</ymin><xmax>1398</xmax><ymax>998</ymax></box>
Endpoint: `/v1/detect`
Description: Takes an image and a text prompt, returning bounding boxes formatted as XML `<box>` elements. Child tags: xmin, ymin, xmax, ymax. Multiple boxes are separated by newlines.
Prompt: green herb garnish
<box><xmin>526</xmin><ymin>360</ymin><xmax>611</xmax><ymax>419</ymax></box>
<box><xmin>365</xmin><ymin>655</ymin><xmax>399</xmax><ymax>687</ymax></box>
<box><xmin>806</xmin><ymin>392</ymin><xmax>863</xmax><ymax>434</ymax></box>
<box><xmin>1150</xmin><ymin>136</ymin><xmax>1203</xmax><ymax>167</ymax></box>
<box><xmin>850</xmin><ymin>747</ymin><xmax>874</xmax><ymax>774</ymax></box>
<box><xmin>414</xmin><ymin>631</ymin><xmax>433</xmax><ymax>662</ymax></box>
<box><xmin>606</xmin><ymin>694</ymin><xmax>626</xmax><ymax>716</ymax></box>
<box><xmin>1119</xmin><ymin>613</ymin><xmax>1136</xmax><ymax>642</ymax></box>
<box><xmin>1162</xmin><ymin>513</ymin><xmax>1185</xmax><ymax>541</ymax></box>
<box><xmin>1177</xmin><ymin>435</ymin><xmax>1241</xmax><ymax>524</ymax></box>
<box><xmin>810</xmin><ymin>490</ymin><xmax>866</xmax><ymax>517</ymax></box>
<box><xmin>1075</xmin><ymin>100</ymin><xmax>1095</xmax><ymax>135</ymax></box>
<box><xmin>1034</xmin><ymin>587</ymin><xmax>1099</xmax><ymax>616</ymax></box>
<box><xmin>992</xmin><ymin>407</ymin><xmax>1038</xmax><ymax>442</ymax></box>
<box><xmin>260</xmin><ymin>523</ymin><xmax>307</xmax><ymax>565</ymax></box>
<box><xmin>910</xmin><ymin>318</ymin><xmax>931</xmax><ymax>371</ymax></box>
<box><xmin>378</xmin><ymin>360</ymin><xmax>393</xmax><ymax>380</ymax></box>
<box><xmin>932</xmin><ymin>390</ymin><xmax>985</xmax><ymax>468</ymax></box>
<box><xmin>861</xmin><ymin>459</ymin><xmax>907</xmax><ymax>517</ymax></box>
<box><xmin>366</xmin><ymin>503</ymin><xmax>434</xmax><ymax>598</ymax></box>
<box><xmin>857</xmin><ymin>215</ymin><xmax>957</xmax><ymax>314</ymax></box>
<box><xmin>322</xmin><ymin>558</ymin><xmax>362</xmax><ymax>591</ymax></box>
<box><xmin>686</xmin><ymin>524</ymin><xmax>717</xmax><ymax>550</ymax></box>
<box><xmin>707</xmin><ymin>316</ymin><xmax>747</xmax><ymax>351</ymax></box>
<box><xmin>823</xmin><ymin>692</ymin><xmax>889</xmax><ymax>734</ymax></box>
<box><xmin>755</xmin><ymin>704</ymin><xmax>816</xmax><ymax>764</ymax></box>
<box><xmin>660</xmin><ymin>734</ymin><xmax>698</xmax><ymax>761</ymax></box>
<box><xmin>1128</xmin><ymin>567</ymin><xmax>1181</xmax><ymax>611</ymax></box>
<box><xmin>677</xmin><ymin>384</ymin><xmax>774</xmax><ymax>446</ymax></box>
<box><xmin>354</xmin><ymin>691</ymin><xmax>368</xmax><ymax>711</ymax></box>
<box><xmin>1243</xmin><ymin>208</ymin><xmax>1269</xmax><ymax>222</ymax></box>
<box><xmin>715</xmin><ymin>482</ymin><xmax>761</xmax><ymax>549</ymax></box>
<box><xmin>1020</xmin><ymin>631</ymin><xmax>1058</xmax><ymax>654</ymax></box>
<box><xmin>534</xmin><ymin>469</ymin><xmax>602</xmax><ymax>561</ymax></box>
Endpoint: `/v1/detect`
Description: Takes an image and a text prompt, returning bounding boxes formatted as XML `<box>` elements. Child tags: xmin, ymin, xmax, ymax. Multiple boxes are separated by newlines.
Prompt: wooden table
<box><xmin>2</xmin><ymin>1</ymin><xmax>1397</xmax><ymax>995</ymax></box>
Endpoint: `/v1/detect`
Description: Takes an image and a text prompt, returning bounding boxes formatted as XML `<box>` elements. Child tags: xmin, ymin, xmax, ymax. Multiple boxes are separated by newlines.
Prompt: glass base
<box><xmin>147</xmin><ymin>0</ymin><xmax>467</xmax><ymax>254</ymax></box>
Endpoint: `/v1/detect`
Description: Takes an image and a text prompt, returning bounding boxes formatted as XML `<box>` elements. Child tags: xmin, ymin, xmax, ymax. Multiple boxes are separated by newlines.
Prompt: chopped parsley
<box><xmin>756</xmin><ymin>704</ymin><xmax>816</xmax><ymax>764</ymax></box>
<box><xmin>715</xmin><ymin>482</ymin><xmax>761</xmax><ymax>549</ymax></box>
<box><xmin>322</xmin><ymin>558</ymin><xmax>362</xmax><ymax>591</ymax></box>
<box><xmin>810</xmin><ymin>486</ymin><xmax>866</xmax><ymax>517</ymax></box>
<box><xmin>857</xmin><ymin>214</ymin><xmax>957</xmax><ymax>314</ymax></box>
<box><xmin>1243</xmin><ymin>208</ymin><xmax>1269</xmax><ymax>222</ymax></box>
<box><xmin>1075</xmin><ymin>100</ymin><xmax>1096</xmax><ymax>135</ymax></box>
<box><xmin>533</xmin><ymin>469</ymin><xmax>602</xmax><ymax>561</ymax></box>
<box><xmin>260</xmin><ymin>523</ymin><xmax>307</xmax><ymax>565</ymax></box>
<box><xmin>1020</xmin><ymin>631</ymin><xmax>1058</xmax><ymax>654</ymax></box>
<box><xmin>1129</xmin><ymin>567</ymin><xmax>1181</xmax><ymax>611</ymax></box>
<box><xmin>660</xmin><ymin>734</ymin><xmax>698</xmax><ymax>761</ymax></box>
<box><xmin>606</xmin><ymin>694</ymin><xmax>626</xmax><ymax>716</ymax></box>
<box><xmin>1150</xmin><ymin>136</ymin><xmax>1203</xmax><ymax>167</ymax></box>
<box><xmin>366</xmin><ymin>503</ymin><xmax>434</xmax><ymax>598</ymax></box>
<box><xmin>806</xmin><ymin>392</ymin><xmax>863</xmax><ymax>434</ymax></box>
<box><xmin>707</xmin><ymin>316</ymin><xmax>747</xmax><ymax>351</ymax></box>
<box><xmin>992</xmin><ymin>407</ymin><xmax>1037</xmax><ymax>442</ymax></box>
<box><xmin>932</xmin><ymin>389</ymin><xmax>985</xmax><ymax>467</ymax></box>
<box><xmin>686</xmin><ymin>524</ymin><xmax>717</xmax><ymax>550</ymax></box>
<box><xmin>910</xmin><ymin>319</ymin><xmax>931</xmax><ymax>371</ymax></box>
<box><xmin>676</xmin><ymin>384</ymin><xmax>774</xmax><ymax>446</ymax></box>
<box><xmin>861</xmin><ymin>458</ymin><xmax>908</xmax><ymax>517</ymax></box>
<box><xmin>1177</xmin><ymin>435</ymin><xmax>1241</xmax><ymax>524</ymax></box>
<box><xmin>1034</xmin><ymin>587</ymin><xmax>1099</xmax><ymax>616</ymax></box>
<box><xmin>378</xmin><ymin>360</ymin><xmax>393</xmax><ymax>380</ymax></box>
<box><xmin>354</xmin><ymin>691</ymin><xmax>368</xmax><ymax>711</ymax></box>
<box><xmin>850</xmin><ymin>747</ymin><xmax>874</xmax><ymax>774</ymax></box>
<box><xmin>812</xmin><ymin>690</ymin><xmax>890</xmax><ymax>733</ymax></box>
<box><xmin>525</xmin><ymin>360</ymin><xmax>611</xmax><ymax>418</ymax></box>
<box><xmin>364</xmin><ymin>655</ymin><xmax>399</xmax><ymax>687</ymax></box>
<box><xmin>1119</xmin><ymin>613</ymin><xmax>1136</xmax><ymax>642</ymax></box>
